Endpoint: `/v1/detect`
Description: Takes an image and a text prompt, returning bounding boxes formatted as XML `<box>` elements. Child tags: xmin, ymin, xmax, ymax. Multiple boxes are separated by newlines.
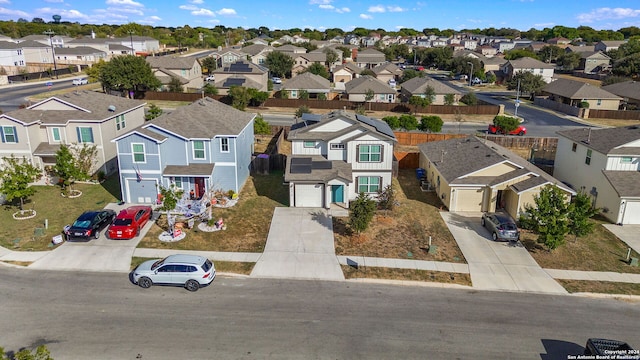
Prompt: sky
<box><xmin>0</xmin><ymin>0</ymin><xmax>639</xmax><ymax>32</ymax></box>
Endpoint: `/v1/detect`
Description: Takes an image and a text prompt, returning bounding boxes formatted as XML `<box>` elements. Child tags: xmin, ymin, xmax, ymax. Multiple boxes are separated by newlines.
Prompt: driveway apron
<box><xmin>251</xmin><ymin>207</ymin><xmax>345</xmax><ymax>281</ymax></box>
<box><xmin>441</xmin><ymin>212</ymin><xmax>567</xmax><ymax>294</ymax></box>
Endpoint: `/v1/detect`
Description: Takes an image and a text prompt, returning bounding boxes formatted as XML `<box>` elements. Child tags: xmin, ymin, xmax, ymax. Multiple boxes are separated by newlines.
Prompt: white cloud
<box><xmin>105</xmin><ymin>0</ymin><xmax>143</xmax><ymax>7</ymax></box>
<box><xmin>108</xmin><ymin>6</ymin><xmax>144</xmax><ymax>16</ymax></box>
<box><xmin>309</xmin><ymin>0</ymin><xmax>332</xmax><ymax>4</ymax></box>
<box><xmin>533</xmin><ymin>22</ymin><xmax>554</xmax><ymax>28</ymax></box>
<box><xmin>0</xmin><ymin>0</ymin><xmax>9</xmax><ymax>3</ymax></box>
<box><xmin>387</xmin><ymin>6</ymin><xmax>405</xmax><ymax>12</ymax></box>
<box><xmin>319</xmin><ymin>4</ymin><xmax>333</xmax><ymax>10</ymax></box>
<box><xmin>360</xmin><ymin>13</ymin><xmax>373</xmax><ymax>19</ymax></box>
<box><xmin>148</xmin><ymin>15</ymin><xmax>161</xmax><ymax>21</ymax></box>
<box><xmin>190</xmin><ymin>0</ymin><xmax>204</xmax><ymax>3</ymax></box>
<box><xmin>44</xmin><ymin>0</ymin><xmax>64</xmax><ymax>2</ymax></box>
<box><xmin>577</xmin><ymin>7</ymin><xmax>640</xmax><ymax>22</ymax></box>
<box><xmin>0</xmin><ymin>7</ymin><xmax>29</xmax><ymax>17</ymax></box>
<box><xmin>368</xmin><ymin>5</ymin><xmax>385</xmax><ymax>13</ymax></box>
<box><xmin>336</xmin><ymin>7</ymin><xmax>350</xmax><ymax>13</ymax></box>
<box><xmin>319</xmin><ymin>4</ymin><xmax>349</xmax><ymax>13</ymax></box>
<box><xmin>192</xmin><ymin>8</ymin><xmax>215</xmax><ymax>16</ymax></box>
<box><xmin>179</xmin><ymin>4</ymin><xmax>198</xmax><ymax>10</ymax></box>
<box><xmin>217</xmin><ymin>8</ymin><xmax>236</xmax><ymax>15</ymax></box>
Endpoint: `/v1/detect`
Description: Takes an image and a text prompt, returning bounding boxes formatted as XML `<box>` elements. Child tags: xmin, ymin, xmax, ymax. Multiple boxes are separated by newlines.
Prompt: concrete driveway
<box><xmin>250</xmin><ymin>207</ymin><xmax>344</xmax><ymax>281</ymax></box>
<box><xmin>441</xmin><ymin>212</ymin><xmax>567</xmax><ymax>294</ymax></box>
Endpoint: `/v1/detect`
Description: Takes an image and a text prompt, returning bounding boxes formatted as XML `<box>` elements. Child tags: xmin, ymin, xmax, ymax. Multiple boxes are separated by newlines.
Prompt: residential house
<box><xmin>291</xmin><ymin>52</ymin><xmax>326</xmax><ymax>76</ymax></box>
<box><xmin>564</xmin><ymin>45</ymin><xmax>596</xmax><ymax>54</ymax></box>
<box><xmin>332</xmin><ymin>62</ymin><xmax>362</xmax><ymax>90</ymax></box>
<box><xmin>547</xmin><ymin>37</ymin><xmax>571</xmax><ymax>45</ymax></box>
<box><xmin>594</xmin><ymin>40</ymin><xmax>627</xmax><ymax>53</ymax></box>
<box><xmin>418</xmin><ymin>136</ymin><xmax>574</xmax><ymax>219</ymax></box>
<box><xmin>112</xmin><ymin>97</ymin><xmax>255</xmax><ymax>204</ymax></box>
<box><xmin>309</xmin><ymin>47</ymin><xmax>343</xmax><ymax>70</ymax></box>
<box><xmin>399</xmin><ymin>77</ymin><xmax>462</xmax><ymax>104</ymax></box>
<box><xmin>16</xmin><ymin>34</ymin><xmax>68</xmax><ymax>48</ymax></box>
<box><xmin>354</xmin><ymin>48</ymin><xmax>386</xmax><ymax>69</ymax></box>
<box><xmin>371</xmin><ymin>62</ymin><xmax>403</xmax><ymax>88</ymax></box>
<box><xmin>281</xmin><ymin>72</ymin><xmax>331</xmax><ymax>99</ymax></box>
<box><xmin>554</xmin><ymin>126</ymin><xmax>640</xmax><ymax>224</ymax></box>
<box><xmin>108</xmin><ymin>44</ymin><xmax>134</xmax><ymax>57</ymax></box>
<box><xmin>284</xmin><ymin>110</ymin><xmax>396</xmax><ymax>208</ymax></box>
<box><xmin>494</xmin><ymin>41</ymin><xmax>515</xmax><ymax>53</ymax></box>
<box><xmin>210</xmin><ymin>47</ymin><xmax>247</xmax><ymax>69</ymax></box>
<box><xmin>527</xmin><ymin>42</ymin><xmax>547</xmax><ymax>53</ymax></box>
<box><xmin>431</xmin><ymin>38</ymin><xmax>448</xmax><ymax>47</ymax></box>
<box><xmin>478</xmin><ymin>45</ymin><xmax>498</xmax><ymax>57</ymax></box>
<box><xmin>241</xmin><ymin>44</ymin><xmax>273</xmax><ymax>66</ymax></box>
<box><xmin>273</xmin><ymin>44</ymin><xmax>307</xmax><ymax>57</ymax></box>
<box><xmin>500</xmin><ymin>57</ymin><xmax>555</xmax><ymax>83</ymax></box>
<box><xmin>147</xmin><ymin>56</ymin><xmax>203</xmax><ymax>92</ymax></box>
<box><xmin>54</xmin><ymin>46</ymin><xmax>107</xmax><ymax>66</ymax></box>
<box><xmin>212</xmin><ymin>59</ymin><xmax>269</xmax><ymax>94</ymax></box>
<box><xmin>602</xmin><ymin>81</ymin><xmax>640</xmax><ymax>110</ymax></box>
<box><xmin>344</xmin><ymin>75</ymin><xmax>396</xmax><ymax>103</ymax></box>
<box><xmin>461</xmin><ymin>39</ymin><xmax>478</xmax><ymax>50</ymax></box>
<box><xmin>0</xmin><ymin>41</ymin><xmax>26</xmax><ymax>73</ymax></box>
<box><xmin>541</xmin><ymin>78</ymin><xmax>621</xmax><ymax>110</ymax></box>
<box><xmin>0</xmin><ymin>91</ymin><xmax>146</xmax><ymax>175</ymax></box>
<box><xmin>67</xmin><ymin>37</ymin><xmax>111</xmax><ymax>54</ymax></box>
<box><xmin>107</xmin><ymin>36</ymin><xmax>160</xmax><ymax>55</ymax></box>
<box><xmin>14</xmin><ymin>40</ymin><xmax>51</xmax><ymax>65</ymax></box>
<box><xmin>579</xmin><ymin>51</ymin><xmax>611</xmax><ymax>74</ymax></box>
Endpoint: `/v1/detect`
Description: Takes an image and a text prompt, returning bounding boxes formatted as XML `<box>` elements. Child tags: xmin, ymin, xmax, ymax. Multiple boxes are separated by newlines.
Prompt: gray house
<box><xmin>281</xmin><ymin>72</ymin><xmax>331</xmax><ymax>99</ymax></box>
<box><xmin>399</xmin><ymin>77</ymin><xmax>462</xmax><ymax>104</ymax></box>
<box><xmin>113</xmin><ymin>98</ymin><xmax>255</xmax><ymax>204</ymax></box>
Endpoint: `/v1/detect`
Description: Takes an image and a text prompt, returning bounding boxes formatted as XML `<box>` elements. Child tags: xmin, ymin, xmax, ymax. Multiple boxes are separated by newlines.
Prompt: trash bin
<box><xmin>416</xmin><ymin>168</ymin><xmax>426</xmax><ymax>180</ymax></box>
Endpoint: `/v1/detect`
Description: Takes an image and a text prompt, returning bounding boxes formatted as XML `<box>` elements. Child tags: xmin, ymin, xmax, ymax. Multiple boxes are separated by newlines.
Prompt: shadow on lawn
<box><xmin>251</xmin><ymin>171</ymin><xmax>289</xmax><ymax>205</ymax></box>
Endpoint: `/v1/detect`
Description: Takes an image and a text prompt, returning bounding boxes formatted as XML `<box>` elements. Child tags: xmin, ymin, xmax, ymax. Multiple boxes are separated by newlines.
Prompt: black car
<box><xmin>65</xmin><ymin>209</ymin><xmax>116</xmax><ymax>241</ymax></box>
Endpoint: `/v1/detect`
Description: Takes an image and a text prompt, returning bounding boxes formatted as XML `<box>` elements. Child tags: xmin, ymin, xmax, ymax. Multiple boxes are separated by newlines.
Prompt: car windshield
<box><xmin>72</xmin><ymin>220</ymin><xmax>92</xmax><ymax>229</ymax></box>
<box><xmin>201</xmin><ymin>259</ymin><xmax>213</xmax><ymax>272</ymax></box>
<box><xmin>113</xmin><ymin>219</ymin><xmax>132</xmax><ymax>226</ymax></box>
<box><xmin>151</xmin><ymin>258</ymin><xmax>166</xmax><ymax>270</ymax></box>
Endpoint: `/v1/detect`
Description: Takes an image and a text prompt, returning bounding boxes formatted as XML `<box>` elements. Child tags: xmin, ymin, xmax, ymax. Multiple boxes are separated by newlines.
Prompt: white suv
<box><xmin>132</xmin><ymin>254</ymin><xmax>216</xmax><ymax>292</ymax></box>
<box><xmin>73</xmin><ymin>78</ymin><xmax>88</xmax><ymax>85</ymax></box>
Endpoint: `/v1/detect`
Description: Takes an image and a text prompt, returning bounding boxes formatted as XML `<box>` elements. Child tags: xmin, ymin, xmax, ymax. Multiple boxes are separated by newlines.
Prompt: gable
<box><xmin>465</xmin><ymin>161</ymin><xmax>521</xmax><ymax>177</ymax></box>
<box><xmin>309</xmin><ymin>118</ymin><xmax>354</xmax><ymax>132</ymax></box>
<box><xmin>29</xmin><ymin>98</ymin><xmax>90</xmax><ymax>112</ymax></box>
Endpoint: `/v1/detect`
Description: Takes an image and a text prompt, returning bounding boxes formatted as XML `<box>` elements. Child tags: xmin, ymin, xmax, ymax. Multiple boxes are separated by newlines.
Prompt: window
<box><xmin>358</xmin><ymin>176</ymin><xmax>380</xmax><ymax>193</ymax></box>
<box><xmin>597</xmin><ymin>99</ymin><xmax>602</xmax><ymax>106</ymax></box>
<box><xmin>51</xmin><ymin>128</ymin><xmax>61</xmax><ymax>142</ymax></box>
<box><xmin>571</xmin><ymin>143</ymin><xmax>577</xmax><ymax>152</ymax></box>
<box><xmin>585</xmin><ymin>149</ymin><xmax>592</xmax><ymax>165</ymax></box>
<box><xmin>193</xmin><ymin>140</ymin><xmax>205</xmax><ymax>159</ymax></box>
<box><xmin>330</xmin><ymin>143</ymin><xmax>345</xmax><ymax>150</ymax></box>
<box><xmin>77</xmin><ymin>127</ymin><xmax>94</xmax><ymax>143</ymax></box>
<box><xmin>116</xmin><ymin>115</ymin><xmax>126</xmax><ymax>130</ymax></box>
<box><xmin>173</xmin><ymin>177</ymin><xmax>183</xmax><ymax>189</ymax></box>
<box><xmin>132</xmin><ymin>143</ymin><xmax>145</xmax><ymax>163</ymax></box>
<box><xmin>220</xmin><ymin>137</ymin><xmax>229</xmax><ymax>152</ymax></box>
<box><xmin>1</xmin><ymin>126</ymin><xmax>17</xmax><ymax>143</ymax></box>
<box><xmin>621</xmin><ymin>157</ymin><xmax>633</xmax><ymax>163</ymax></box>
<box><xmin>303</xmin><ymin>141</ymin><xmax>315</xmax><ymax>148</ymax></box>
<box><xmin>358</xmin><ymin>144</ymin><xmax>382</xmax><ymax>162</ymax></box>
<box><xmin>291</xmin><ymin>90</ymin><xmax>297</xmax><ymax>98</ymax></box>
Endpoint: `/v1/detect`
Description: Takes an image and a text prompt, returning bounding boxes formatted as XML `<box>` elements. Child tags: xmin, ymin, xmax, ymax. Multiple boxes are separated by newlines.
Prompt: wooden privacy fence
<box><xmin>393</xmin><ymin>132</ymin><xmax>467</xmax><ymax>145</ymax></box>
<box><xmin>588</xmin><ymin>109</ymin><xmax>640</xmax><ymax>121</ymax></box>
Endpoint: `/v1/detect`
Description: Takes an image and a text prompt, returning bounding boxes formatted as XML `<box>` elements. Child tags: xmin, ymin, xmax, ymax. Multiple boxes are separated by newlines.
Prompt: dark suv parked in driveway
<box><xmin>481</xmin><ymin>212</ymin><xmax>520</xmax><ymax>242</ymax></box>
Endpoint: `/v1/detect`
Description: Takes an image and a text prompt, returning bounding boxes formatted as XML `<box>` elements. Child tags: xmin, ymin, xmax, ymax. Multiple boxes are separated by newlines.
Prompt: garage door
<box><xmin>295</xmin><ymin>184</ymin><xmax>323</xmax><ymax>207</ymax></box>
<box><xmin>454</xmin><ymin>188</ymin><xmax>484</xmax><ymax>212</ymax></box>
<box><xmin>126</xmin><ymin>179</ymin><xmax>157</xmax><ymax>204</ymax></box>
<box><xmin>622</xmin><ymin>200</ymin><xmax>640</xmax><ymax>225</ymax></box>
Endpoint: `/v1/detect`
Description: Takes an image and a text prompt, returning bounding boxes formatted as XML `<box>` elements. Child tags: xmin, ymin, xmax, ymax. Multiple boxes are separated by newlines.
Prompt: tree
<box><xmin>601</xmin><ymin>75</ymin><xmax>632</xmax><ymax>86</ymax></box>
<box><xmin>348</xmin><ymin>192</ymin><xmax>376</xmax><ymax>233</ymax></box>
<box><xmin>523</xmin><ymin>185</ymin><xmax>571</xmax><ymax>251</ymax></box>
<box><xmin>423</xmin><ymin>85</ymin><xmax>435</xmax><ymax>104</ymax></box>
<box><xmin>167</xmin><ymin>76</ymin><xmax>183</xmax><ymax>92</ymax></box>
<box><xmin>54</xmin><ymin>144</ymin><xmax>82</xmax><ymax>195</ymax></box>
<box><xmin>444</xmin><ymin>93</ymin><xmax>455</xmax><ymax>105</ymax></box>
<box><xmin>382</xmin><ymin>116</ymin><xmax>400</xmax><ymax>129</ymax></box>
<box><xmin>364</xmin><ymin>88</ymin><xmax>375</xmax><ymax>111</ymax></box>
<box><xmin>492</xmin><ymin>115</ymin><xmax>521</xmax><ymax>133</ymax></box>
<box><xmin>99</xmin><ymin>55</ymin><xmax>161</xmax><ymax>97</ymax></box>
<box><xmin>504</xmin><ymin>49</ymin><xmax>538</xmax><ymax>60</ymax></box>
<box><xmin>612</xmin><ymin>53</ymin><xmax>640</xmax><ymax>78</ymax></box>
<box><xmin>0</xmin><ymin>155</ymin><xmax>41</xmax><ymax>211</ymax></box>
<box><xmin>506</xmin><ymin>71</ymin><xmax>546</xmax><ymax>98</ymax></box>
<box><xmin>200</xmin><ymin>56</ymin><xmax>217</xmax><ymax>73</ymax></box>
<box><xmin>254</xmin><ymin>114</ymin><xmax>271</xmax><ymax>135</ymax></box>
<box><xmin>145</xmin><ymin>103</ymin><xmax>163</xmax><ymax>120</ymax></box>
<box><xmin>360</xmin><ymin>69</ymin><xmax>376</xmax><ymax>77</ymax></box>
<box><xmin>323</xmin><ymin>47</ymin><xmax>339</xmax><ymax>69</ymax></box>
<box><xmin>538</xmin><ymin>45</ymin><xmax>563</xmax><ymax>63</ymax></box>
<box><xmin>460</xmin><ymin>92</ymin><xmax>478</xmax><ymax>105</ymax></box>
<box><xmin>247</xmin><ymin>88</ymin><xmax>269</xmax><ymax>106</ymax></box>
<box><xmin>377</xmin><ymin>184</ymin><xmax>396</xmax><ymax>211</ymax></box>
<box><xmin>567</xmin><ymin>192</ymin><xmax>599</xmax><ymax>239</ymax></box>
<box><xmin>228</xmin><ymin>86</ymin><xmax>251</xmax><ymax>110</ymax></box>
<box><xmin>158</xmin><ymin>184</ymin><xmax>180</xmax><ymax>238</ymax></box>
<box><xmin>401</xmin><ymin>69</ymin><xmax>423</xmax><ymax>82</ymax></box>
<box><xmin>84</xmin><ymin>58</ymin><xmax>107</xmax><ymax>87</ymax></box>
<box><xmin>295</xmin><ymin>105</ymin><xmax>311</xmax><ymax>118</ymax></box>
<box><xmin>556</xmin><ymin>52</ymin><xmax>581</xmax><ymax>72</ymax></box>
<box><xmin>398</xmin><ymin>114</ymin><xmax>418</xmax><ymax>130</ymax></box>
<box><xmin>408</xmin><ymin>95</ymin><xmax>430</xmax><ymax>114</ymax></box>
<box><xmin>298</xmin><ymin>90</ymin><xmax>309</xmax><ymax>100</ymax></box>
<box><xmin>265</xmin><ymin>51</ymin><xmax>294</xmax><ymax>78</ymax></box>
<box><xmin>305</xmin><ymin>62</ymin><xmax>329</xmax><ymax>78</ymax></box>
<box><xmin>3</xmin><ymin>344</ymin><xmax>54</xmax><ymax>360</ymax></box>
<box><xmin>73</xmin><ymin>143</ymin><xmax>98</xmax><ymax>181</ymax></box>
<box><xmin>419</xmin><ymin>115</ymin><xmax>443</xmax><ymax>133</ymax></box>
<box><xmin>202</xmin><ymin>83</ymin><xmax>218</xmax><ymax>95</ymax></box>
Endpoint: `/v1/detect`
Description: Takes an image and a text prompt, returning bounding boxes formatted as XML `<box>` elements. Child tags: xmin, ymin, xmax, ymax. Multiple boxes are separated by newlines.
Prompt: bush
<box><xmin>382</xmin><ymin>116</ymin><xmax>400</xmax><ymax>129</ymax></box>
<box><xmin>578</xmin><ymin>101</ymin><xmax>590</xmax><ymax>108</ymax></box>
<box><xmin>460</xmin><ymin>92</ymin><xmax>478</xmax><ymax>105</ymax></box>
<box><xmin>254</xmin><ymin>114</ymin><xmax>271</xmax><ymax>135</ymax></box>
<box><xmin>419</xmin><ymin>115</ymin><xmax>443</xmax><ymax>133</ymax></box>
<box><xmin>295</xmin><ymin>105</ymin><xmax>311</xmax><ymax>118</ymax></box>
<box><xmin>399</xmin><ymin>114</ymin><xmax>418</xmax><ymax>130</ymax></box>
<box><xmin>492</xmin><ymin>115</ymin><xmax>520</xmax><ymax>133</ymax></box>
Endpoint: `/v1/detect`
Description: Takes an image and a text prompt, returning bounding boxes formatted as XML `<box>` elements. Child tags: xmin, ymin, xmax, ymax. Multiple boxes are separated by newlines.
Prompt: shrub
<box><xmin>578</xmin><ymin>101</ymin><xmax>590</xmax><ymax>108</ymax></box>
<box><xmin>492</xmin><ymin>115</ymin><xmax>520</xmax><ymax>133</ymax></box>
<box><xmin>419</xmin><ymin>115</ymin><xmax>443</xmax><ymax>133</ymax></box>
<box><xmin>460</xmin><ymin>92</ymin><xmax>478</xmax><ymax>105</ymax></box>
<box><xmin>382</xmin><ymin>116</ymin><xmax>400</xmax><ymax>129</ymax></box>
<box><xmin>399</xmin><ymin>114</ymin><xmax>418</xmax><ymax>130</ymax></box>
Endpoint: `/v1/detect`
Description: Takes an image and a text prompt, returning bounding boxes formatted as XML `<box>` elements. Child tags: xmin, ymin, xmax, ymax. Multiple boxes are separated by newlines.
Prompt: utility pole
<box><xmin>514</xmin><ymin>78</ymin><xmax>521</xmax><ymax>118</ymax></box>
<box><xmin>43</xmin><ymin>30</ymin><xmax>58</xmax><ymax>79</ymax></box>
<box><xmin>467</xmin><ymin>62</ymin><xmax>473</xmax><ymax>87</ymax></box>
<box><xmin>128</xmin><ymin>30</ymin><xmax>135</xmax><ymax>55</ymax></box>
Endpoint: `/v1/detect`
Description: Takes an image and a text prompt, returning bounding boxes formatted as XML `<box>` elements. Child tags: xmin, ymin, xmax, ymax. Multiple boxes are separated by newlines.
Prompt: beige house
<box><xmin>554</xmin><ymin>126</ymin><xmax>640</xmax><ymax>224</ymax></box>
<box><xmin>542</xmin><ymin>78</ymin><xmax>621</xmax><ymax>110</ymax></box>
<box><xmin>332</xmin><ymin>63</ymin><xmax>361</xmax><ymax>87</ymax></box>
<box><xmin>212</xmin><ymin>59</ymin><xmax>269</xmax><ymax>94</ymax></box>
<box><xmin>146</xmin><ymin>56</ymin><xmax>203</xmax><ymax>92</ymax></box>
<box><xmin>500</xmin><ymin>57</ymin><xmax>555</xmax><ymax>83</ymax></box>
<box><xmin>399</xmin><ymin>77</ymin><xmax>461</xmax><ymax>104</ymax></box>
<box><xmin>418</xmin><ymin>136</ymin><xmax>574</xmax><ymax>219</ymax></box>
<box><xmin>241</xmin><ymin>44</ymin><xmax>273</xmax><ymax>66</ymax></box>
<box><xmin>291</xmin><ymin>52</ymin><xmax>326</xmax><ymax>75</ymax></box>
<box><xmin>371</xmin><ymin>62</ymin><xmax>403</xmax><ymax>87</ymax></box>
<box><xmin>602</xmin><ymin>81</ymin><xmax>640</xmax><ymax>110</ymax></box>
<box><xmin>344</xmin><ymin>75</ymin><xmax>396</xmax><ymax>103</ymax></box>
<box><xmin>281</xmin><ymin>72</ymin><xmax>331</xmax><ymax>99</ymax></box>
<box><xmin>354</xmin><ymin>48</ymin><xmax>386</xmax><ymax>69</ymax></box>
<box><xmin>0</xmin><ymin>91</ymin><xmax>146</xmax><ymax>175</ymax></box>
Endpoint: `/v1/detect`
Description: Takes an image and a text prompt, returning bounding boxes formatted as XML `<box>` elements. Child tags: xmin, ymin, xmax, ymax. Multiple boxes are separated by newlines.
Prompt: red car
<box><xmin>488</xmin><ymin>124</ymin><xmax>527</xmax><ymax>136</ymax></box>
<box><xmin>107</xmin><ymin>206</ymin><xmax>153</xmax><ymax>239</ymax></box>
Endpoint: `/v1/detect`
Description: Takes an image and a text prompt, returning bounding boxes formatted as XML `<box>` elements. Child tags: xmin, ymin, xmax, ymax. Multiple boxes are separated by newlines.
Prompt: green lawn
<box><xmin>0</xmin><ymin>177</ymin><xmax>120</xmax><ymax>251</ymax></box>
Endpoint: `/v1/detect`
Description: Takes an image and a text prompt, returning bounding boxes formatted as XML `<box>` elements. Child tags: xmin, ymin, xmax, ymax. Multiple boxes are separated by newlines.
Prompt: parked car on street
<box><xmin>64</xmin><ymin>209</ymin><xmax>116</xmax><ymax>241</ymax></box>
<box><xmin>481</xmin><ymin>212</ymin><xmax>521</xmax><ymax>242</ymax></box>
<box><xmin>132</xmin><ymin>254</ymin><xmax>216</xmax><ymax>292</ymax></box>
<box><xmin>72</xmin><ymin>78</ymin><xmax>88</xmax><ymax>85</ymax></box>
<box><xmin>487</xmin><ymin>123</ymin><xmax>527</xmax><ymax>136</ymax></box>
<box><xmin>107</xmin><ymin>206</ymin><xmax>153</xmax><ymax>240</ymax></box>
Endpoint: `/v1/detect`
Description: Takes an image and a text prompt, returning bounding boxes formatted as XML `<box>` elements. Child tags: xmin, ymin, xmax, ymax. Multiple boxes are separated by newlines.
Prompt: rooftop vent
<box><xmin>108</xmin><ymin>105</ymin><xmax>116</xmax><ymax>112</ymax></box>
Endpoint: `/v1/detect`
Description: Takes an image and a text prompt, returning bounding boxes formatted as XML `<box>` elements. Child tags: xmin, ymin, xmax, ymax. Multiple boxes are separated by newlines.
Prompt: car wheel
<box><xmin>185</xmin><ymin>280</ymin><xmax>200</xmax><ymax>292</ymax></box>
<box><xmin>492</xmin><ymin>232</ymin><xmax>498</xmax><ymax>241</ymax></box>
<box><xmin>136</xmin><ymin>226</ymin><xmax>141</xmax><ymax>237</ymax></box>
<box><xmin>518</xmin><ymin>131</ymin><xmax>525</xmax><ymax>136</ymax></box>
<box><xmin>481</xmin><ymin>218</ymin><xmax>485</xmax><ymax>226</ymax></box>
<box><xmin>138</xmin><ymin>277</ymin><xmax>152</xmax><ymax>289</ymax></box>
<box><xmin>93</xmin><ymin>229</ymin><xmax>100</xmax><ymax>239</ymax></box>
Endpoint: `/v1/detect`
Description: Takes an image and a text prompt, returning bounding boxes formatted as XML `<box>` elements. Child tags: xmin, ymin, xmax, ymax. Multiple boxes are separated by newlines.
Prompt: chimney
<box><xmin>351</xmin><ymin>48</ymin><xmax>358</xmax><ymax>60</ymax></box>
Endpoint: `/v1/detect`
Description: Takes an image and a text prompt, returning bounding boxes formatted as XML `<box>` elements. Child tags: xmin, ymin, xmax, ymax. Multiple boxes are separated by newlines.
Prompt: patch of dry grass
<box><xmin>334</xmin><ymin>169</ymin><xmax>466</xmax><ymax>263</ymax></box>
<box><xmin>558</xmin><ymin>279</ymin><xmax>640</xmax><ymax>296</ymax></box>
<box><xmin>341</xmin><ymin>265</ymin><xmax>472</xmax><ymax>286</ymax></box>
<box><xmin>582</xmin><ymin>118</ymin><xmax>640</xmax><ymax>128</ymax></box>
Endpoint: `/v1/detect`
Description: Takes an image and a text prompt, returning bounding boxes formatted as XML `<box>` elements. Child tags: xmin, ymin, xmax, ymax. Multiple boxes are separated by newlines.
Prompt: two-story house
<box><xmin>0</xmin><ymin>91</ymin><xmax>146</xmax><ymax>175</ymax></box>
<box><xmin>500</xmin><ymin>57</ymin><xmax>555</xmax><ymax>83</ymax></box>
<box><xmin>146</xmin><ymin>56</ymin><xmax>203</xmax><ymax>92</ymax></box>
<box><xmin>285</xmin><ymin>110</ymin><xmax>396</xmax><ymax>208</ymax></box>
<box><xmin>113</xmin><ymin>97</ymin><xmax>255</xmax><ymax>204</ymax></box>
<box><xmin>354</xmin><ymin>48</ymin><xmax>386</xmax><ymax>69</ymax></box>
<box><xmin>554</xmin><ymin>126</ymin><xmax>640</xmax><ymax>224</ymax></box>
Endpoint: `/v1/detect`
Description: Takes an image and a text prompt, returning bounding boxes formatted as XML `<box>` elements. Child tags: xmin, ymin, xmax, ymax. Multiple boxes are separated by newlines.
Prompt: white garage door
<box><xmin>455</xmin><ymin>188</ymin><xmax>484</xmax><ymax>212</ymax></box>
<box><xmin>622</xmin><ymin>200</ymin><xmax>640</xmax><ymax>225</ymax></box>
<box><xmin>295</xmin><ymin>184</ymin><xmax>323</xmax><ymax>207</ymax></box>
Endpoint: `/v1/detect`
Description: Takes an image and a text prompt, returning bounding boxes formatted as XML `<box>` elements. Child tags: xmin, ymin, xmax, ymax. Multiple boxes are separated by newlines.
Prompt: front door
<box><xmin>194</xmin><ymin>178</ymin><xmax>205</xmax><ymax>199</ymax></box>
<box><xmin>331</xmin><ymin>185</ymin><xmax>344</xmax><ymax>203</ymax></box>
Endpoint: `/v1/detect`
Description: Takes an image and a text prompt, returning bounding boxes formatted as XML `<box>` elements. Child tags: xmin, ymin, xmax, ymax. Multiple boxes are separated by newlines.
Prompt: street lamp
<box><xmin>514</xmin><ymin>78</ymin><xmax>521</xmax><ymax>118</ymax></box>
<box><xmin>467</xmin><ymin>62</ymin><xmax>473</xmax><ymax>87</ymax></box>
<box><xmin>43</xmin><ymin>29</ymin><xmax>58</xmax><ymax>79</ymax></box>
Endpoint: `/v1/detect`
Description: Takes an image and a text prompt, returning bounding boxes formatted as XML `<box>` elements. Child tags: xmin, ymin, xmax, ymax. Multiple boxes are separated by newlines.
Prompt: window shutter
<box><xmin>0</xmin><ymin>127</ymin><xmax>4</xmax><ymax>143</ymax></box>
<box><xmin>88</xmin><ymin>128</ymin><xmax>94</xmax><ymax>143</ymax></box>
<box><xmin>13</xmin><ymin>127</ymin><xmax>18</xmax><ymax>143</ymax></box>
<box><xmin>356</xmin><ymin>144</ymin><xmax>360</xmax><ymax>161</ymax></box>
<box><xmin>76</xmin><ymin>127</ymin><xmax>81</xmax><ymax>142</ymax></box>
<box><xmin>379</xmin><ymin>144</ymin><xmax>383</xmax><ymax>162</ymax></box>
